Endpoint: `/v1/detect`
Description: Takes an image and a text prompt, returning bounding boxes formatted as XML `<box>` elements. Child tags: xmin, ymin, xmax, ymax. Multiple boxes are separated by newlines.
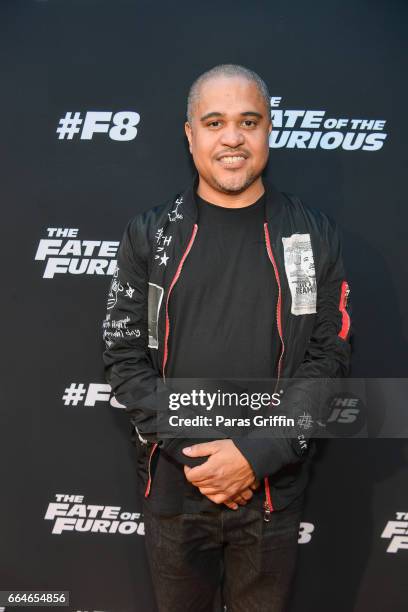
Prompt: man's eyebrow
<box><xmin>199</xmin><ymin>111</ymin><xmax>264</xmax><ymax>122</ymax></box>
<box><xmin>200</xmin><ymin>112</ymin><xmax>223</xmax><ymax>122</ymax></box>
<box><xmin>240</xmin><ymin>111</ymin><xmax>263</xmax><ymax>119</ymax></box>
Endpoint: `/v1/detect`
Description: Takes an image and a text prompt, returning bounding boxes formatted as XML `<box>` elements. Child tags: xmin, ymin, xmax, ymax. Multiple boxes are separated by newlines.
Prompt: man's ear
<box><xmin>184</xmin><ymin>121</ymin><xmax>193</xmax><ymax>154</ymax></box>
<box><xmin>268</xmin><ymin>120</ymin><xmax>273</xmax><ymax>136</ymax></box>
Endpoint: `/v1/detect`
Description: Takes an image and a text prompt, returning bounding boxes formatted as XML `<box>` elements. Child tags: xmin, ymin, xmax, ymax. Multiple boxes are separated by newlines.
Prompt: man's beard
<box><xmin>211</xmin><ymin>170</ymin><xmax>259</xmax><ymax>195</ymax></box>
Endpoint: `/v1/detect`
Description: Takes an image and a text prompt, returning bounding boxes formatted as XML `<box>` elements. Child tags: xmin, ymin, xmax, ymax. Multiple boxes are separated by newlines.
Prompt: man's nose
<box><xmin>220</xmin><ymin>125</ymin><xmax>245</xmax><ymax>148</ymax></box>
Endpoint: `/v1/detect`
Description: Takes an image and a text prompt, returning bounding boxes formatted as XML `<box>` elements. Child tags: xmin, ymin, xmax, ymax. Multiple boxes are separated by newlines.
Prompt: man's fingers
<box><xmin>182</xmin><ymin>442</ymin><xmax>219</xmax><ymax>458</ymax></box>
<box><xmin>188</xmin><ymin>473</ymin><xmax>257</xmax><ymax>489</ymax></box>
<box><xmin>202</xmin><ymin>487</ymin><xmax>254</xmax><ymax>508</ymax></box>
<box><xmin>184</xmin><ymin>465</ymin><xmax>214</xmax><ymax>483</ymax></box>
<box><xmin>224</xmin><ymin>489</ymin><xmax>253</xmax><ymax>508</ymax></box>
<box><xmin>250</xmin><ymin>479</ymin><xmax>261</xmax><ymax>490</ymax></box>
<box><xmin>230</xmin><ymin>488</ymin><xmax>253</xmax><ymax>505</ymax></box>
<box><xmin>185</xmin><ymin>474</ymin><xmax>215</xmax><ymax>486</ymax></box>
<box><xmin>230</xmin><ymin>495</ymin><xmax>247</xmax><ymax>506</ymax></box>
<box><xmin>223</xmin><ymin>500</ymin><xmax>239</xmax><ymax>510</ymax></box>
<box><xmin>203</xmin><ymin>492</ymin><xmax>237</xmax><ymax>509</ymax></box>
<box><xmin>198</xmin><ymin>486</ymin><xmax>219</xmax><ymax>495</ymax></box>
<box><xmin>203</xmin><ymin>487</ymin><xmax>255</xmax><ymax>510</ymax></box>
<box><xmin>240</xmin><ymin>488</ymin><xmax>254</xmax><ymax>501</ymax></box>
<box><xmin>199</xmin><ymin>485</ymin><xmax>255</xmax><ymax>499</ymax></box>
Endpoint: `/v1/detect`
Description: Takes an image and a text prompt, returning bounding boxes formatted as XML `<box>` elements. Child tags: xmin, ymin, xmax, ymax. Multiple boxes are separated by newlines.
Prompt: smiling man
<box><xmin>184</xmin><ymin>73</ymin><xmax>270</xmax><ymax>201</ymax></box>
<box><xmin>102</xmin><ymin>64</ymin><xmax>352</xmax><ymax>611</ymax></box>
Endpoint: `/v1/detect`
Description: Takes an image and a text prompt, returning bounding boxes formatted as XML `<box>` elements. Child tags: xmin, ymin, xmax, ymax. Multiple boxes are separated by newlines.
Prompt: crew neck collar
<box><xmin>196</xmin><ymin>190</ymin><xmax>266</xmax><ymax>213</ymax></box>
<box><xmin>178</xmin><ymin>171</ymin><xmax>287</xmax><ymax>228</ymax></box>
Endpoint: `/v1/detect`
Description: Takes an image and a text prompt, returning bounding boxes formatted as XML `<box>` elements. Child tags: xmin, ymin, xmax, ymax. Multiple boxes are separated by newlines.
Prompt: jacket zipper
<box><xmin>263</xmin><ymin>476</ymin><xmax>274</xmax><ymax>522</ymax></box>
<box><xmin>144</xmin><ymin>442</ymin><xmax>159</xmax><ymax>498</ymax></box>
<box><xmin>263</xmin><ymin>222</ymin><xmax>285</xmax><ymax>391</ymax></box>
<box><xmin>162</xmin><ymin>224</ymin><xmax>199</xmax><ymax>382</ymax></box>
<box><xmin>144</xmin><ymin>224</ymin><xmax>198</xmax><ymax>499</ymax></box>
<box><xmin>263</xmin><ymin>222</ymin><xmax>285</xmax><ymax>521</ymax></box>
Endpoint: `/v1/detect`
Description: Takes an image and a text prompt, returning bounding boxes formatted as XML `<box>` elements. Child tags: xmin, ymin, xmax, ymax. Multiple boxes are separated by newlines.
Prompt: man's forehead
<box><xmin>195</xmin><ymin>76</ymin><xmax>265</xmax><ymax>111</ymax></box>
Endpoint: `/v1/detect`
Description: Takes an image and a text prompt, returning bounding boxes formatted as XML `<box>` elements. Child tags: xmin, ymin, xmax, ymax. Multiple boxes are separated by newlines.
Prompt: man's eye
<box><xmin>207</xmin><ymin>119</ymin><xmax>257</xmax><ymax>128</ymax></box>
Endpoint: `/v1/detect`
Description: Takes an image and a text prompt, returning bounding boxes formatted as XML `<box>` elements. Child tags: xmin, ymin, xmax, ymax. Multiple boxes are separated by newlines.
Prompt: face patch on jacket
<box><xmin>282</xmin><ymin>233</ymin><xmax>317</xmax><ymax>315</ymax></box>
<box><xmin>148</xmin><ymin>283</ymin><xmax>164</xmax><ymax>348</ymax></box>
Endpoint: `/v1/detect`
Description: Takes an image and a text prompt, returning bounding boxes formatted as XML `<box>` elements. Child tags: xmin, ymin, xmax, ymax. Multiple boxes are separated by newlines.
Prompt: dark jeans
<box><xmin>142</xmin><ymin>492</ymin><xmax>304</xmax><ymax>612</ymax></box>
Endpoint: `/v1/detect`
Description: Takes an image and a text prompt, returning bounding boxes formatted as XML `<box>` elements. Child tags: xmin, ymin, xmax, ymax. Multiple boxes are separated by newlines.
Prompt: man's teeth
<box><xmin>220</xmin><ymin>156</ymin><xmax>245</xmax><ymax>163</ymax></box>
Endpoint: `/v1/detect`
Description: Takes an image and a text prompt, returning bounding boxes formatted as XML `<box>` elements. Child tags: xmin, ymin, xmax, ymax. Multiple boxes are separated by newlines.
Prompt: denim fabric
<box><xmin>142</xmin><ymin>492</ymin><xmax>304</xmax><ymax>612</ymax></box>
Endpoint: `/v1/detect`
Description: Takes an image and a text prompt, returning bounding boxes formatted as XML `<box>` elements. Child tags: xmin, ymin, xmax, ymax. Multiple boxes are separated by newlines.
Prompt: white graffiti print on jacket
<box><xmin>154</xmin><ymin>228</ymin><xmax>173</xmax><ymax>266</ymax></box>
<box><xmin>107</xmin><ymin>265</ymin><xmax>135</xmax><ymax>309</ymax></box>
<box><xmin>168</xmin><ymin>195</ymin><xmax>184</xmax><ymax>222</ymax></box>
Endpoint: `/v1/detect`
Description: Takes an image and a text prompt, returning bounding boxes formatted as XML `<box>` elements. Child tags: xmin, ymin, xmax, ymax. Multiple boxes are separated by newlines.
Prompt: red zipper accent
<box><xmin>144</xmin><ymin>225</ymin><xmax>198</xmax><ymax>498</ymax></box>
<box><xmin>263</xmin><ymin>223</ymin><xmax>285</xmax><ymax>390</ymax></box>
<box><xmin>162</xmin><ymin>224</ymin><xmax>198</xmax><ymax>382</ymax></box>
<box><xmin>144</xmin><ymin>442</ymin><xmax>159</xmax><ymax>498</ymax></box>
<box><xmin>338</xmin><ymin>280</ymin><xmax>351</xmax><ymax>340</ymax></box>
<box><xmin>263</xmin><ymin>476</ymin><xmax>274</xmax><ymax>521</ymax></box>
<box><xmin>263</xmin><ymin>222</ymin><xmax>286</xmax><ymax>521</ymax></box>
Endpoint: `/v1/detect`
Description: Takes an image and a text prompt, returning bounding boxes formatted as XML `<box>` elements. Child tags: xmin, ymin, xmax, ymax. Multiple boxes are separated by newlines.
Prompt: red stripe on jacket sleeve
<box><xmin>338</xmin><ymin>280</ymin><xmax>351</xmax><ymax>340</ymax></box>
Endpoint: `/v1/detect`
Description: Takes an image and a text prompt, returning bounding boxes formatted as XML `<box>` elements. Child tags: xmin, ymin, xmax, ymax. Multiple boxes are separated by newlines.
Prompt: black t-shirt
<box><xmin>146</xmin><ymin>190</ymin><xmax>281</xmax><ymax>513</ymax></box>
<box><xmin>167</xmin><ymin>191</ymin><xmax>279</xmax><ymax>379</ymax></box>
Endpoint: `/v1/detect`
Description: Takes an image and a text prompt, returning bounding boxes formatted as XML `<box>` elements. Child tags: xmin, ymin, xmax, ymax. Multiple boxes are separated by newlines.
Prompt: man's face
<box><xmin>185</xmin><ymin>76</ymin><xmax>272</xmax><ymax>195</ymax></box>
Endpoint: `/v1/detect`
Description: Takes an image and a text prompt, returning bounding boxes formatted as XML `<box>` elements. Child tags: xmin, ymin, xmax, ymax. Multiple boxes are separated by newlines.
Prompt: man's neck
<box><xmin>196</xmin><ymin>176</ymin><xmax>265</xmax><ymax>209</ymax></box>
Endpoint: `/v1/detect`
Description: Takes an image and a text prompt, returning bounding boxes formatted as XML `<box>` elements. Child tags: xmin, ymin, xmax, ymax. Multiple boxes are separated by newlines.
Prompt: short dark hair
<box><xmin>187</xmin><ymin>63</ymin><xmax>270</xmax><ymax>124</ymax></box>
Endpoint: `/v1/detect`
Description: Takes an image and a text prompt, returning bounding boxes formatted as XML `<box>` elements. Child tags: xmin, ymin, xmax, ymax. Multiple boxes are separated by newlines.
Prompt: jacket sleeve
<box><xmin>233</xmin><ymin>216</ymin><xmax>353</xmax><ymax>480</ymax></box>
<box><xmin>102</xmin><ymin>216</ymin><xmax>226</xmax><ymax>467</ymax></box>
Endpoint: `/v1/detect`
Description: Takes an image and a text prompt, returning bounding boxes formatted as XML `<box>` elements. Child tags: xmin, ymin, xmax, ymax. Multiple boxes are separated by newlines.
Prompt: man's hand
<box><xmin>225</xmin><ymin>479</ymin><xmax>261</xmax><ymax>509</ymax></box>
<box><xmin>182</xmin><ymin>440</ymin><xmax>260</xmax><ymax>510</ymax></box>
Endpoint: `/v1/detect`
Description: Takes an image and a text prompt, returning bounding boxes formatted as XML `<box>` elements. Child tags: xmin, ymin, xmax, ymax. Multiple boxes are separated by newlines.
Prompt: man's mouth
<box><xmin>217</xmin><ymin>155</ymin><xmax>247</xmax><ymax>168</ymax></box>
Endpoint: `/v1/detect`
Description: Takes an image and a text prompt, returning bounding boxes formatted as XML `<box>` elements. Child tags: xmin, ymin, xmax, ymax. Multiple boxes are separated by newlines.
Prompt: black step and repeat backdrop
<box><xmin>1</xmin><ymin>1</ymin><xmax>408</xmax><ymax>611</ymax></box>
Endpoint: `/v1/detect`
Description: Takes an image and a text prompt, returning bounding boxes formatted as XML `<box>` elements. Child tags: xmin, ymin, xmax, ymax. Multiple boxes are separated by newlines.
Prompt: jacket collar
<box><xmin>180</xmin><ymin>171</ymin><xmax>287</xmax><ymax>234</ymax></box>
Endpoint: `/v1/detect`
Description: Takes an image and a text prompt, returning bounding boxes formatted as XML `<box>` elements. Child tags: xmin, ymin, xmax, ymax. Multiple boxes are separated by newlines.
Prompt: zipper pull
<box><xmin>263</xmin><ymin>500</ymin><xmax>272</xmax><ymax>522</ymax></box>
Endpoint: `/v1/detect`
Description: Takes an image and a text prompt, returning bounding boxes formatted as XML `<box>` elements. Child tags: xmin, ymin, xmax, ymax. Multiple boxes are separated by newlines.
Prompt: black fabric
<box><xmin>167</xmin><ymin>191</ymin><xmax>279</xmax><ymax>379</ymax></box>
<box><xmin>146</xmin><ymin>190</ymin><xmax>281</xmax><ymax>514</ymax></box>
<box><xmin>103</xmin><ymin>175</ymin><xmax>352</xmax><ymax>515</ymax></box>
<box><xmin>142</xmin><ymin>492</ymin><xmax>305</xmax><ymax>610</ymax></box>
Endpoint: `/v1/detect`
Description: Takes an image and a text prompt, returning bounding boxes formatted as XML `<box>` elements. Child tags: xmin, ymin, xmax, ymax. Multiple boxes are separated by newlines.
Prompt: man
<box><xmin>102</xmin><ymin>64</ymin><xmax>352</xmax><ymax>612</ymax></box>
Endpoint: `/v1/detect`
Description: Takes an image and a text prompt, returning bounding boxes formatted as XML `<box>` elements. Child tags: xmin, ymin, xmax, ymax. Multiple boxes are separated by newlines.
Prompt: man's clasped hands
<box><xmin>182</xmin><ymin>439</ymin><xmax>260</xmax><ymax>510</ymax></box>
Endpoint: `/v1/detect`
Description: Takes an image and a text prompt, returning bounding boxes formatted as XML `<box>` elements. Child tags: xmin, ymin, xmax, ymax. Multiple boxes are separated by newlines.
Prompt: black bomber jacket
<box><xmin>102</xmin><ymin>173</ymin><xmax>352</xmax><ymax>517</ymax></box>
